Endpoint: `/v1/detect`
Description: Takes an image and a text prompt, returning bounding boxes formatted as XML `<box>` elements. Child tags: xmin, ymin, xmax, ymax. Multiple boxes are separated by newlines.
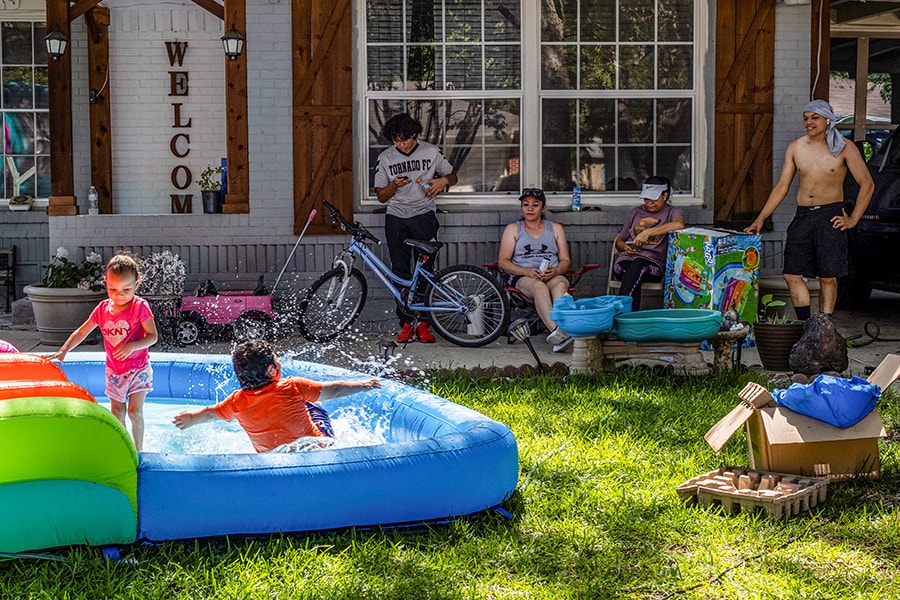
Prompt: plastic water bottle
<box><xmin>88</xmin><ymin>185</ymin><xmax>99</xmax><ymax>215</ymax></box>
<box><xmin>570</xmin><ymin>172</ymin><xmax>581</xmax><ymax>212</ymax></box>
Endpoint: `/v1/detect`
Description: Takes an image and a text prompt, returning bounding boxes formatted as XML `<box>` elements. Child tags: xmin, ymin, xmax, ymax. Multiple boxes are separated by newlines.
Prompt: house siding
<box><xmin>2</xmin><ymin>1</ymin><xmax>812</xmax><ymax>330</ymax></box>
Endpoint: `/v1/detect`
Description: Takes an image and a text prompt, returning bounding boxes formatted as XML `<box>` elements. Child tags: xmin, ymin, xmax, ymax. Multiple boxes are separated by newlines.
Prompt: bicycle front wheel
<box><xmin>297</xmin><ymin>267</ymin><xmax>367</xmax><ymax>342</ymax></box>
<box><xmin>425</xmin><ymin>265</ymin><xmax>510</xmax><ymax>347</ymax></box>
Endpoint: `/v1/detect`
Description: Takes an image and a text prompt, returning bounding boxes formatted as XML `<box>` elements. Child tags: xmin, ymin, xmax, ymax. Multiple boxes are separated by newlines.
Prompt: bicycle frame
<box><xmin>298</xmin><ymin>201</ymin><xmax>510</xmax><ymax>347</ymax></box>
<box><xmin>331</xmin><ymin>226</ymin><xmax>475</xmax><ymax>317</ymax></box>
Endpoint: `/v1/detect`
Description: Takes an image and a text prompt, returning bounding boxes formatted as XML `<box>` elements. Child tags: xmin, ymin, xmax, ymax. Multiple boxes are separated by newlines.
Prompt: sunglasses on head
<box><xmin>521</xmin><ymin>188</ymin><xmax>546</xmax><ymax>202</ymax></box>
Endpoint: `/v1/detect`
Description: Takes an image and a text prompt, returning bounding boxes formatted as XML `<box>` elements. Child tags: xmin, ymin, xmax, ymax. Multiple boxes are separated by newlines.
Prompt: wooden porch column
<box><xmin>222</xmin><ymin>0</ymin><xmax>249</xmax><ymax>214</ymax></box>
<box><xmin>811</xmin><ymin>0</ymin><xmax>830</xmax><ymax>101</ymax></box>
<box><xmin>46</xmin><ymin>0</ymin><xmax>76</xmax><ymax>216</ymax></box>
<box><xmin>86</xmin><ymin>7</ymin><xmax>113</xmax><ymax>213</ymax></box>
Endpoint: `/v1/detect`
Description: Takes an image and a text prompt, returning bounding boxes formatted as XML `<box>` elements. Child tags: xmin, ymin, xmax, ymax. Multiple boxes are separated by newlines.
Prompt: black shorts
<box><xmin>782</xmin><ymin>202</ymin><xmax>848</xmax><ymax>279</ymax></box>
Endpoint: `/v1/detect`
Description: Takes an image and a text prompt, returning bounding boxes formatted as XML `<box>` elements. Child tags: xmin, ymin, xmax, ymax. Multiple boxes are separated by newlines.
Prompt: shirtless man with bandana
<box><xmin>745</xmin><ymin>99</ymin><xmax>874</xmax><ymax>318</ymax></box>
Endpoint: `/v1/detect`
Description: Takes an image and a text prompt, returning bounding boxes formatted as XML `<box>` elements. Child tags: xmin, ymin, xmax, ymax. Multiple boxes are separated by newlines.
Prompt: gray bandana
<box><xmin>804</xmin><ymin>100</ymin><xmax>846</xmax><ymax>157</ymax></box>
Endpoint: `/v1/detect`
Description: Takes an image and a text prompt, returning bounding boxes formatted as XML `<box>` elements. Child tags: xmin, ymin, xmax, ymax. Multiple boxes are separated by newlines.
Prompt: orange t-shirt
<box><xmin>214</xmin><ymin>376</ymin><xmax>325</xmax><ymax>452</ymax></box>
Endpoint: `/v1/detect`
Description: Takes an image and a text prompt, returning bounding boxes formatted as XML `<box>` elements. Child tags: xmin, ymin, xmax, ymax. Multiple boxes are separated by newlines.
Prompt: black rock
<box><xmin>788</xmin><ymin>313</ymin><xmax>849</xmax><ymax>376</ymax></box>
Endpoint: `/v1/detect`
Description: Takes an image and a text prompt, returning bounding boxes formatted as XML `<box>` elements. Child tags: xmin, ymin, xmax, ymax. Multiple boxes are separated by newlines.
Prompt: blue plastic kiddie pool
<box><xmin>549</xmin><ymin>295</ymin><xmax>633</xmax><ymax>337</ymax></box>
<box><xmin>612</xmin><ymin>308</ymin><xmax>723</xmax><ymax>343</ymax></box>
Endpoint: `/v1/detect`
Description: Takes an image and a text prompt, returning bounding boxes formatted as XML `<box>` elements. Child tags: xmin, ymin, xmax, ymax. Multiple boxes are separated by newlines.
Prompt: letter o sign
<box><xmin>171</xmin><ymin>165</ymin><xmax>192</xmax><ymax>190</ymax></box>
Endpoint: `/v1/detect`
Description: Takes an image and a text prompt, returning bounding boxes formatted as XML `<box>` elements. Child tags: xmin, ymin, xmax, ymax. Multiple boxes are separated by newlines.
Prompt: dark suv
<box><xmin>841</xmin><ymin>129</ymin><xmax>900</xmax><ymax>307</ymax></box>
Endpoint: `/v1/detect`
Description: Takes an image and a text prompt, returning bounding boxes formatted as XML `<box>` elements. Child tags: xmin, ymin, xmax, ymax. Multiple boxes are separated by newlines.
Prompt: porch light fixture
<box><xmin>44</xmin><ymin>26</ymin><xmax>68</xmax><ymax>61</ymax></box>
<box><xmin>221</xmin><ymin>27</ymin><xmax>245</xmax><ymax>61</ymax></box>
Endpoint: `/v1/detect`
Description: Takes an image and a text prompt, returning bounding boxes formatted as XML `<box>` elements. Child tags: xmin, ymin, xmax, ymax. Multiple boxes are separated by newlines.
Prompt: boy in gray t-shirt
<box><xmin>373</xmin><ymin>113</ymin><xmax>458</xmax><ymax>344</ymax></box>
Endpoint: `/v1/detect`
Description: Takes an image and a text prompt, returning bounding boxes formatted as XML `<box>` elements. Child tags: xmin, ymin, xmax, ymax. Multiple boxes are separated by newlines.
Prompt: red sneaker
<box><xmin>397</xmin><ymin>323</ymin><xmax>415</xmax><ymax>343</ymax></box>
<box><xmin>416</xmin><ymin>321</ymin><xmax>436</xmax><ymax>343</ymax></box>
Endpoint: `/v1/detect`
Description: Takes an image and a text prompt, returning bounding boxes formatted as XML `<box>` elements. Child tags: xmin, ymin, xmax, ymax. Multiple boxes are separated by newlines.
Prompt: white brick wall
<box><xmin>772</xmin><ymin>3</ymin><xmax>814</xmax><ymax>234</ymax></box>
<box><xmin>72</xmin><ymin>1</ymin><xmax>227</xmax><ymax>215</ymax></box>
<box><xmin>740</xmin><ymin>2</ymin><xmax>815</xmax><ymax>273</ymax></box>
<box><xmin>5</xmin><ymin>0</ymin><xmax>810</xmax><ymax>328</ymax></box>
<box><xmin>245</xmin><ymin>0</ymin><xmax>295</xmax><ymax>231</ymax></box>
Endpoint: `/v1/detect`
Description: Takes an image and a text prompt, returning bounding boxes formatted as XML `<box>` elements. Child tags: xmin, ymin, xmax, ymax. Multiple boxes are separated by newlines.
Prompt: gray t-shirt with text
<box><xmin>374</xmin><ymin>141</ymin><xmax>454</xmax><ymax>219</ymax></box>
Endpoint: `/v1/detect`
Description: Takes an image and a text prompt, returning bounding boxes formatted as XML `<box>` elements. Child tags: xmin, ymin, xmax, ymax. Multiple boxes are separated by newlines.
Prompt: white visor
<box><xmin>639</xmin><ymin>183</ymin><xmax>668</xmax><ymax>200</ymax></box>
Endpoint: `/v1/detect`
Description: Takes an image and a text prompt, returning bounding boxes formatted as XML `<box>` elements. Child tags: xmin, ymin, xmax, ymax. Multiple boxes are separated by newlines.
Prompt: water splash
<box><xmin>135</xmin><ymin>400</ymin><xmax>389</xmax><ymax>454</ymax></box>
<box><xmin>283</xmin><ymin>329</ymin><xmax>429</xmax><ymax>383</ymax></box>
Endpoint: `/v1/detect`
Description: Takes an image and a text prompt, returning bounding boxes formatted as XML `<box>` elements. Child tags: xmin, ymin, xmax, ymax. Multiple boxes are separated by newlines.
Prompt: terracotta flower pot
<box><xmin>753</xmin><ymin>320</ymin><xmax>805</xmax><ymax>372</ymax></box>
<box><xmin>24</xmin><ymin>284</ymin><xmax>106</xmax><ymax>346</ymax></box>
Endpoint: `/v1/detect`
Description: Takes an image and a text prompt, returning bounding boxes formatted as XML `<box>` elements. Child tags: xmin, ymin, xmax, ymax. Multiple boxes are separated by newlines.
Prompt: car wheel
<box><xmin>175</xmin><ymin>317</ymin><xmax>202</xmax><ymax>345</ymax></box>
<box><xmin>233</xmin><ymin>314</ymin><xmax>271</xmax><ymax>342</ymax></box>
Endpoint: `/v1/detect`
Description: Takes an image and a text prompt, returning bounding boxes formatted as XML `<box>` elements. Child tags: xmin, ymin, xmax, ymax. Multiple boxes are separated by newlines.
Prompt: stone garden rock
<box><xmin>789</xmin><ymin>313</ymin><xmax>848</xmax><ymax>376</ymax></box>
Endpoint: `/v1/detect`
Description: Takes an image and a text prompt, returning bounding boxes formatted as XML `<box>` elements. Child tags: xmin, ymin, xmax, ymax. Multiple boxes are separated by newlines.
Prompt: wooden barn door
<box><xmin>292</xmin><ymin>0</ymin><xmax>353</xmax><ymax>235</ymax></box>
<box><xmin>714</xmin><ymin>0</ymin><xmax>776</xmax><ymax>225</ymax></box>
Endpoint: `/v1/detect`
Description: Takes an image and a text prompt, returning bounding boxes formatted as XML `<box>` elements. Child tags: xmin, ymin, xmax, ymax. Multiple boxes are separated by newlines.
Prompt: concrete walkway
<box><xmin>2</xmin><ymin>291</ymin><xmax>899</xmax><ymax>378</ymax></box>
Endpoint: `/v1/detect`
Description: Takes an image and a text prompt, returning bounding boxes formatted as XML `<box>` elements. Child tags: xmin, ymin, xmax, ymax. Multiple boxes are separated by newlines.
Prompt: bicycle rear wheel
<box><xmin>425</xmin><ymin>265</ymin><xmax>509</xmax><ymax>347</ymax></box>
<box><xmin>297</xmin><ymin>267</ymin><xmax>367</xmax><ymax>342</ymax></box>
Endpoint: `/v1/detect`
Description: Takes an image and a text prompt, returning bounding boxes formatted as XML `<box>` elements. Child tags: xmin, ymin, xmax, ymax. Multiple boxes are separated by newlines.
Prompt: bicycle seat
<box><xmin>404</xmin><ymin>239</ymin><xmax>443</xmax><ymax>255</ymax></box>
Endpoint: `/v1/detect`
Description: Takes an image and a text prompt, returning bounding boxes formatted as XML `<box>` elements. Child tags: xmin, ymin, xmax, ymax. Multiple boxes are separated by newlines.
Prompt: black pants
<box><xmin>385</xmin><ymin>211</ymin><xmax>440</xmax><ymax>325</ymax></box>
<box><xmin>615</xmin><ymin>257</ymin><xmax>661</xmax><ymax>310</ymax></box>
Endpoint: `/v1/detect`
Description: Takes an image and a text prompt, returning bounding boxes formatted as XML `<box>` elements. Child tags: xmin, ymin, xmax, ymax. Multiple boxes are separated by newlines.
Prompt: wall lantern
<box><xmin>221</xmin><ymin>27</ymin><xmax>245</xmax><ymax>61</ymax></box>
<box><xmin>44</xmin><ymin>26</ymin><xmax>68</xmax><ymax>61</ymax></box>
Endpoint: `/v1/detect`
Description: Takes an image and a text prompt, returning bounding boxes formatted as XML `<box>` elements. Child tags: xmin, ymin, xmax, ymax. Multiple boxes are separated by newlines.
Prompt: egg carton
<box><xmin>676</xmin><ymin>466</ymin><xmax>828</xmax><ymax>518</ymax></box>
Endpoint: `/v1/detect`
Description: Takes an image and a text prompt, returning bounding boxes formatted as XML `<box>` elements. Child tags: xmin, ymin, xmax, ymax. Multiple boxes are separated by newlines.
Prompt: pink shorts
<box><xmin>106</xmin><ymin>365</ymin><xmax>153</xmax><ymax>404</ymax></box>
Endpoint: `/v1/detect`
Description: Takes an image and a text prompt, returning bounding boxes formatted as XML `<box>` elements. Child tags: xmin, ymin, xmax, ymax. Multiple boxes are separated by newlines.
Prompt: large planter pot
<box><xmin>24</xmin><ymin>284</ymin><xmax>106</xmax><ymax>346</ymax></box>
<box><xmin>753</xmin><ymin>320</ymin><xmax>805</xmax><ymax>372</ymax></box>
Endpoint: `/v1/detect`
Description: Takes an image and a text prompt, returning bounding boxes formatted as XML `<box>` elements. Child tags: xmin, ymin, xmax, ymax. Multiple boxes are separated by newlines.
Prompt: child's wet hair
<box><xmin>232</xmin><ymin>339</ymin><xmax>278</xmax><ymax>390</ymax></box>
<box><xmin>106</xmin><ymin>253</ymin><xmax>141</xmax><ymax>282</ymax></box>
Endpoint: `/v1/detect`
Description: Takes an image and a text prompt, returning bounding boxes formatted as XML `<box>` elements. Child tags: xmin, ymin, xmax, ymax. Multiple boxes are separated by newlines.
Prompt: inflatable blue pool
<box><xmin>0</xmin><ymin>353</ymin><xmax>518</xmax><ymax>551</ymax></box>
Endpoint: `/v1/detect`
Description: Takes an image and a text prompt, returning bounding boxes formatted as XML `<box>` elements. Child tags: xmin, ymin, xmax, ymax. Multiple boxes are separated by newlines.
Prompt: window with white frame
<box><xmin>364</xmin><ymin>0</ymin><xmax>697</xmax><ymax>201</ymax></box>
<box><xmin>1</xmin><ymin>20</ymin><xmax>49</xmax><ymax>200</ymax></box>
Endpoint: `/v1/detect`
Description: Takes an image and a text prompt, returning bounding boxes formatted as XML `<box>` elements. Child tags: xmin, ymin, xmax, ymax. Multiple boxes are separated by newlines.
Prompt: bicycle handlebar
<box><xmin>323</xmin><ymin>201</ymin><xmax>381</xmax><ymax>245</ymax></box>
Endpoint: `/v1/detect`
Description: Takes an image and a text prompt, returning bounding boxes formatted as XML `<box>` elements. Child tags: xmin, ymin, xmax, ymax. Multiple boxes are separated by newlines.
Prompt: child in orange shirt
<box><xmin>173</xmin><ymin>340</ymin><xmax>381</xmax><ymax>452</ymax></box>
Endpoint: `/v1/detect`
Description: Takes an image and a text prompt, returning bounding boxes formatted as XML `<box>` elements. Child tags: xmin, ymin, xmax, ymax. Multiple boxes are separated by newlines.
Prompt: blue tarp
<box><xmin>772</xmin><ymin>374</ymin><xmax>881</xmax><ymax>429</ymax></box>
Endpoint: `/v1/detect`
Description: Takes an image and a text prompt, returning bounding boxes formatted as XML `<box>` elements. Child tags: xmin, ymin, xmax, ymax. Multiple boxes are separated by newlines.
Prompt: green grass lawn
<box><xmin>2</xmin><ymin>368</ymin><xmax>899</xmax><ymax>599</ymax></box>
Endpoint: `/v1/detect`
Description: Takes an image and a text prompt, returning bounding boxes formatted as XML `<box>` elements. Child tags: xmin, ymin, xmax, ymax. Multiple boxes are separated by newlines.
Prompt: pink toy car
<box><xmin>176</xmin><ymin>278</ymin><xmax>276</xmax><ymax>345</ymax></box>
<box><xmin>173</xmin><ymin>209</ymin><xmax>318</xmax><ymax>345</ymax></box>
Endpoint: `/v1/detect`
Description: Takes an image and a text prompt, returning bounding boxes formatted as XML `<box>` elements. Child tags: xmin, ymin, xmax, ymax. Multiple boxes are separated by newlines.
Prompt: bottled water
<box><xmin>88</xmin><ymin>185</ymin><xmax>99</xmax><ymax>215</ymax></box>
<box><xmin>570</xmin><ymin>172</ymin><xmax>581</xmax><ymax>212</ymax></box>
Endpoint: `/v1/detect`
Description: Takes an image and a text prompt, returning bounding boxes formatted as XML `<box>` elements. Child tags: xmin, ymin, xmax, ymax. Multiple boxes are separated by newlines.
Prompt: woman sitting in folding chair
<box><xmin>497</xmin><ymin>188</ymin><xmax>573</xmax><ymax>353</ymax></box>
<box><xmin>613</xmin><ymin>175</ymin><xmax>685</xmax><ymax>310</ymax></box>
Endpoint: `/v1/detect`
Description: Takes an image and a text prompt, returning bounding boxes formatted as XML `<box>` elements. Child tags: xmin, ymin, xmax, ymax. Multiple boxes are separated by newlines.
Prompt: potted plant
<box><xmin>24</xmin><ymin>247</ymin><xmax>107</xmax><ymax>345</ymax></box>
<box><xmin>753</xmin><ymin>293</ymin><xmax>805</xmax><ymax>372</ymax></box>
<box><xmin>199</xmin><ymin>164</ymin><xmax>224</xmax><ymax>214</ymax></box>
<box><xmin>139</xmin><ymin>250</ymin><xmax>187</xmax><ymax>349</ymax></box>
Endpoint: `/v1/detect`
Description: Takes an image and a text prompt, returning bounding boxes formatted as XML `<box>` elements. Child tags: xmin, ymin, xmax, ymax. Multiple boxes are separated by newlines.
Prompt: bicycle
<box><xmin>297</xmin><ymin>202</ymin><xmax>510</xmax><ymax>347</ymax></box>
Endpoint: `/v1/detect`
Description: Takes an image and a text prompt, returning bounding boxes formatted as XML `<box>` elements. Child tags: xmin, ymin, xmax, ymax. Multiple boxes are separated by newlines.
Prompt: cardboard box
<box><xmin>704</xmin><ymin>355</ymin><xmax>900</xmax><ymax>479</ymax></box>
<box><xmin>664</xmin><ymin>227</ymin><xmax>761</xmax><ymax>325</ymax></box>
